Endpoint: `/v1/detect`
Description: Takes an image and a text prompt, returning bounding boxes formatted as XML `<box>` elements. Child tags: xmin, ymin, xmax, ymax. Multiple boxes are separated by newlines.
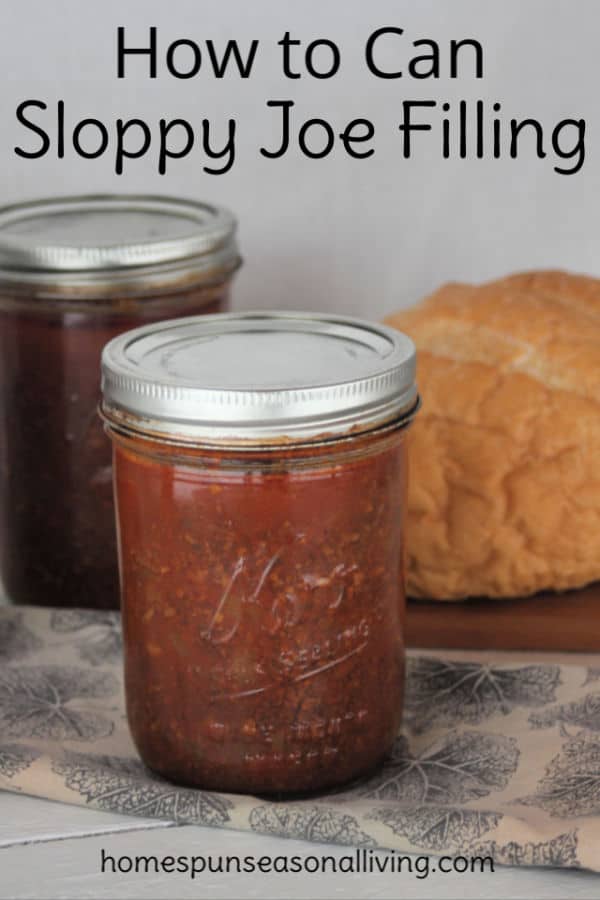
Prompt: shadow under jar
<box><xmin>0</xmin><ymin>195</ymin><xmax>240</xmax><ymax>609</ymax></box>
<box><xmin>101</xmin><ymin>312</ymin><xmax>419</xmax><ymax>794</ymax></box>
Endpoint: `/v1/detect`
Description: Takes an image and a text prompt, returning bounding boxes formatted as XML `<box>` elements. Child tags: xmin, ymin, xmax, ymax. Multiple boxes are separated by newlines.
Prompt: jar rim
<box><xmin>101</xmin><ymin>396</ymin><xmax>420</xmax><ymax>453</ymax></box>
<box><xmin>0</xmin><ymin>194</ymin><xmax>240</xmax><ymax>295</ymax></box>
<box><xmin>101</xmin><ymin>311</ymin><xmax>419</xmax><ymax>446</ymax></box>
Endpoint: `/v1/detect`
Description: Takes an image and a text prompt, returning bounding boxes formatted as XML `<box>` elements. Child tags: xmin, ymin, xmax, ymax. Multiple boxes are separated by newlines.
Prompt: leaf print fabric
<box><xmin>50</xmin><ymin>609</ymin><xmax>122</xmax><ymax>666</ymax></box>
<box><xmin>346</xmin><ymin>732</ymin><xmax>519</xmax><ymax>804</ymax></box>
<box><xmin>0</xmin><ymin>665</ymin><xmax>117</xmax><ymax>741</ymax></box>
<box><xmin>249</xmin><ymin>805</ymin><xmax>375</xmax><ymax>847</ymax></box>
<box><xmin>368</xmin><ymin>806</ymin><xmax>502</xmax><ymax>852</ymax></box>
<box><xmin>471</xmin><ymin>831</ymin><xmax>579</xmax><ymax>867</ymax></box>
<box><xmin>584</xmin><ymin>667</ymin><xmax>600</xmax><ymax>686</ymax></box>
<box><xmin>520</xmin><ymin>731</ymin><xmax>600</xmax><ymax>817</ymax></box>
<box><xmin>53</xmin><ymin>752</ymin><xmax>233</xmax><ymax>826</ymax></box>
<box><xmin>529</xmin><ymin>692</ymin><xmax>600</xmax><ymax>732</ymax></box>
<box><xmin>0</xmin><ymin>611</ymin><xmax>42</xmax><ymax>661</ymax></box>
<box><xmin>405</xmin><ymin>658</ymin><xmax>560</xmax><ymax>733</ymax></box>
<box><xmin>0</xmin><ymin>743</ymin><xmax>39</xmax><ymax>779</ymax></box>
<box><xmin>50</xmin><ymin>610</ymin><xmax>106</xmax><ymax>631</ymax></box>
<box><xmin>1</xmin><ymin>604</ymin><xmax>600</xmax><ymax>872</ymax></box>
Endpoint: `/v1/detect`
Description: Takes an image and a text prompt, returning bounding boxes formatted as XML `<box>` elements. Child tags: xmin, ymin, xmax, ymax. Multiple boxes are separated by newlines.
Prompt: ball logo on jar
<box><xmin>201</xmin><ymin>549</ymin><xmax>372</xmax><ymax>692</ymax></box>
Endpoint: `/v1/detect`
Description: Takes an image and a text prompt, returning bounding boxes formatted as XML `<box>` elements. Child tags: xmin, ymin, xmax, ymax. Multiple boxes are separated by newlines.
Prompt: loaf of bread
<box><xmin>386</xmin><ymin>270</ymin><xmax>600</xmax><ymax>600</ymax></box>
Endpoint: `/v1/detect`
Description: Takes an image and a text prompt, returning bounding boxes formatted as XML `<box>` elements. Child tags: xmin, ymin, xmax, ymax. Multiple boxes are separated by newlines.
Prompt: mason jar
<box><xmin>0</xmin><ymin>195</ymin><xmax>241</xmax><ymax>609</ymax></box>
<box><xmin>101</xmin><ymin>312</ymin><xmax>418</xmax><ymax>794</ymax></box>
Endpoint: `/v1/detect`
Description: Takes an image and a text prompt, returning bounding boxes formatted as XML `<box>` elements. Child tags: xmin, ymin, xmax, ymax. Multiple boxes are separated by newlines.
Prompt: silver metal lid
<box><xmin>101</xmin><ymin>312</ymin><xmax>418</xmax><ymax>446</ymax></box>
<box><xmin>0</xmin><ymin>195</ymin><xmax>240</xmax><ymax>293</ymax></box>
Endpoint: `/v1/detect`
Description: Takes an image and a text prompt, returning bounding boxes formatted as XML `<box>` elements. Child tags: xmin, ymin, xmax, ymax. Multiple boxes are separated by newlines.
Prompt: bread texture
<box><xmin>385</xmin><ymin>270</ymin><xmax>600</xmax><ymax>600</ymax></box>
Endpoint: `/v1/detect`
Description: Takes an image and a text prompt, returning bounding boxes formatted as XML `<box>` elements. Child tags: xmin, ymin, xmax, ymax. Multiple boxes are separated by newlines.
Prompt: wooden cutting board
<box><xmin>405</xmin><ymin>582</ymin><xmax>600</xmax><ymax>651</ymax></box>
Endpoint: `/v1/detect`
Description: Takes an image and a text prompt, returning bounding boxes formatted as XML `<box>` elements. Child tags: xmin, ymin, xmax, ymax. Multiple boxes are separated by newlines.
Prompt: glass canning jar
<box><xmin>0</xmin><ymin>195</ymin><xmax>240</xmax><ymax>609</ymax></box>
<box><xmin>101</xmin><ymin>312</ymin><xmax>418</xmax><ymax>794</ymax></box>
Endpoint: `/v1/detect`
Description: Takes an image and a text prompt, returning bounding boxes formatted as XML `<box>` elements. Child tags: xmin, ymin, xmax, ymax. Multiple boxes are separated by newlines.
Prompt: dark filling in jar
<box><xmin>0</xmin><ymin>284</ymin><xmax>229</xmax><ymax>609</ymax></box>
<box><xmin>111</xmin><ymin>427</ymin><xmax>407</xmax><ymax>794</ymax></box>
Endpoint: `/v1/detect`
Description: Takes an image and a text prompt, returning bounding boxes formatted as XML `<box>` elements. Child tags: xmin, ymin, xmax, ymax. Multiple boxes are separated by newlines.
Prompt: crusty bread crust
<box><xmin>385</xmin><ymin>270</ymin><xmax>600</xmax><ymax>600</ymax></box>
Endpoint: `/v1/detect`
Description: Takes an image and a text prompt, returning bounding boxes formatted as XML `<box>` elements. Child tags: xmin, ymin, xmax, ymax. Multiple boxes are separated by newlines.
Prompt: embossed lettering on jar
<box><xmin>101</xmin><ymin>312</ymin><xmax>418</xmax><ymax>793</ymax></box>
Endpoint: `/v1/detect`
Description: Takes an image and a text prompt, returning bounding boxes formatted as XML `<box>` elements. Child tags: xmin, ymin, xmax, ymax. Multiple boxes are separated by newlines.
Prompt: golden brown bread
<box><xmin>386</xmin><ymin>270</ymin><xmax>600</xmax><ymax>600</ymax></box>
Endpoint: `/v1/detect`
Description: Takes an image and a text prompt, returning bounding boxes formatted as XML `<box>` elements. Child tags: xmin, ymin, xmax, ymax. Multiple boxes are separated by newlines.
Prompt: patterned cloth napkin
<box><xmin>1</xmin><ymin>605</ymin><xmax>599</xmax><ymax>871</ymax></box>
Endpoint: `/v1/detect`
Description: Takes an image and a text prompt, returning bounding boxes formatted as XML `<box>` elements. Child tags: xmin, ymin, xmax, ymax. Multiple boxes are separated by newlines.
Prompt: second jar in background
<box><xmin>0</xmin><ymin>195</ymin><xmax>241</xmax><ymax>609</ymax></box>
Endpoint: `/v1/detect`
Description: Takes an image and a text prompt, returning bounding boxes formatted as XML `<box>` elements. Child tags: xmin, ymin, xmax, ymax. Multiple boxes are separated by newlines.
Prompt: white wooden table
<box><xmin>1</xmin><ymin>792</ymin><xmax>600</xmax><ymax>899</ymax></box>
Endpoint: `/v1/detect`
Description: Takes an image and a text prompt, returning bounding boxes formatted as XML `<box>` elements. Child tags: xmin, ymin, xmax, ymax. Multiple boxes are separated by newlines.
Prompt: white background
<box><xmin>1</xmin><ymin>0</ymin><xmax>599</xmax><ymax>318</ymax></box>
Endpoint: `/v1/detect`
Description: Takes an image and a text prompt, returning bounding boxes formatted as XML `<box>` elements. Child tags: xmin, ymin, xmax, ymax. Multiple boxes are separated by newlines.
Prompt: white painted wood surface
<box><xmin>0</xmin><ymin>793</ymin><xmax>172</xmax><ymax>848</ymax></box>
<box><xmin>2</xmin><ymin>793</ymin><xmax>600</xmax><ymax>899</ymax></box>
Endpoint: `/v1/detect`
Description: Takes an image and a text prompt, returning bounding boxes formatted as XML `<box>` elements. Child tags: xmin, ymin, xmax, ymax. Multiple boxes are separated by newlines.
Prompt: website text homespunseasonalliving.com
<box><xmin>100</xmin><ymin>847</ymin><xmax>494</xmax><ymax>880</ymax></box>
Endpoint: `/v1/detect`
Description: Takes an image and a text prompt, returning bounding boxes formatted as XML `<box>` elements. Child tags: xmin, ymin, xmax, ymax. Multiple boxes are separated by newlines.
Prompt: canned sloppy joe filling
<box><xmin>101</xmin><ymin>312</ymin><xmax>418</xmax><ymax>793</ymax></box>
<box><xmin>0</xmin><ymin>195</ymin><xmax>240</xmax><ymax>609</ymax></box>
